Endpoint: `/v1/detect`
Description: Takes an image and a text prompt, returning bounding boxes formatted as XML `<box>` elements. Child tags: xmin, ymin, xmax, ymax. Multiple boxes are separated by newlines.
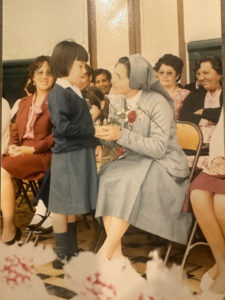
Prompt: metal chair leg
<box><xmin>25</xmin><ymin>231</ymin><xmax>33</xmax><ymax>243</ymax></box>
<box><xmin>17</xmin><ymin>180</ymin><xmax>34</xmax><ymax>212</ymax></box>
<box><xmin>181</xmin><ymin>220</ymin><xmax>198</xmax><ymax>268</ymax></box>
<box><xmin>90</xmin><ymin>224</ymin><xmax>106</xmax><ymax>253</ymax></box>
<box><xmin>181</xmin><ymin>220</ymin><xmax>209</xmax><ymax>269</ymax></box>
<box><xmin>164</xmin><ymin>241</ymin><xmax>172</xmax><ymax>265</ymax></box>
<box><xmin>29</xmin><ymin>181</ymin><xmax>39</xmax><ymax>198</ymax></box>
<box><xmin>34</xmin><ymin>234</ymin><xmax>40</xmax><ymax>246</ymax></box>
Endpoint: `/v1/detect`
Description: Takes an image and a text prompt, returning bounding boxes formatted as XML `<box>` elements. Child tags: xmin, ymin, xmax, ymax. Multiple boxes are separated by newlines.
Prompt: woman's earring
<box><xmin>33</xmin><ymin>81</ymin><xmax>36</xmax><ymax>86</ymax></box>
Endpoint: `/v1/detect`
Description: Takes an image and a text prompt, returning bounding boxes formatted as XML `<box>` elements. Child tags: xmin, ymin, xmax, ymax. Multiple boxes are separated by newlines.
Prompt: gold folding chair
<box><xmin>164</xmin><ymin>121</ymin><xmax>205</xmax><ymax>266</ymax></box>
<box><xmin>175</xmin><ymin>121</ymin><xmax>203</xmax><ymax>182</ymax></box>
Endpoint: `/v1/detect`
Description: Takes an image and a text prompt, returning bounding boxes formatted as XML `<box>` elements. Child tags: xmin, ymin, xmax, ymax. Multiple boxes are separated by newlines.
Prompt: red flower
<box><xmin>118</xmin><ymin>147</ymin><xmax>125</xmax><ymax>157</ymax></box>
<box><xmin>1</xmin><ymin>255</ymin><xmax>35</xmax><ymax>287</ymax></box>
<box><xmin>128</xmin><ymin>110</ymin><xmax>137</xmax><ymax>123</ymax></box>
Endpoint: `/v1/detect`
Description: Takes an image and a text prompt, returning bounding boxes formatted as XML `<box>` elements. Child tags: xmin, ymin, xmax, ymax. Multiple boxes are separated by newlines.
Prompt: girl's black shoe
<box><xmin>5</xmin><ymin>227</ymin><xmax>22</xmax><ymax>245</ymax></box>
<box><xmin>52</xmin><ymin>255</ymin><xmax>68</xmax><ymax>269</ymax></box>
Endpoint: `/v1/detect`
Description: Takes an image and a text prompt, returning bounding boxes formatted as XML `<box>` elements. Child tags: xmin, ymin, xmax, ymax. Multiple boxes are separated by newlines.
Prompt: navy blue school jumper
<box><xmin>47</xmin><ymin>81</ymin><xmax>99</xmax><ymax>214</ymax></box>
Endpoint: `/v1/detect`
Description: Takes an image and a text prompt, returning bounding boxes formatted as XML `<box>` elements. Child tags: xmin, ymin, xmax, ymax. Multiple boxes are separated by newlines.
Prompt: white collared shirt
<box><xmin>126</xmin><ymin>90</ymin><xmax>142</xmax><ymax>109</ymax></box>
<box><xmin>209</xmin><ymin>108</ymin><xmax>224</xmax><ymax>161</ymax></box>
<box><xmin>56</xmin><ymin>78</ymin><xmax>82</xmax><ymax>98</ymax></box>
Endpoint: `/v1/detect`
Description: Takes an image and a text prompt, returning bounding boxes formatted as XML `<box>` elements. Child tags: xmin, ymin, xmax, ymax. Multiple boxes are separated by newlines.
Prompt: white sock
<box><xmin>41</xmin><ymin>213</ymin><xmax>53</xmax><ymax>228</ymax></box>
<box><xmin>35</xmin><ymin>199</ymin><xmax>47</xmax><ymax>216</ymax></box>
<box><xmin>29</xmin><ymin>200</ymin><xmax>47</xmax><ymax>225</ymax></box>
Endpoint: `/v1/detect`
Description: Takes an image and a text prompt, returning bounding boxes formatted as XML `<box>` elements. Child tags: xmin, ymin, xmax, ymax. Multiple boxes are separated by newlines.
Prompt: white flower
<box><xmin>0</xmin><ymin>242</ymin><xmax>54</xmax><ymax>300</ymax></box>
<box><xmin>65</xmin><ymin>251</ymin><xmax>202</xmax><ymax>300</ymax></box>
<box><xmin>145</xmin><ymin>251</ymin><xmax>199</xmax><ymax>300</ymax></box>
<box><xmin>0</xmin><ymin>243</ymin><xmax>206</xmax><ymax>300</ymax></box>
<box><xmin>64</xmin><ymin>252</ymin><xmax>148</xmax><ymax>300</ymax></box>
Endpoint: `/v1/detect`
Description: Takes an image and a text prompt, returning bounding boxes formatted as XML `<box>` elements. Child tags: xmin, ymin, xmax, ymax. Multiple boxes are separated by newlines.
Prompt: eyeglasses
<box><xmin>157</xmin><ymin>71</ymin><xmax>174</xmax><ymax>77</ymax></box>
<box><xmin>34</xmin><ymin>70</ymin><xmax>53</xmax><ymax>77</ymax></box>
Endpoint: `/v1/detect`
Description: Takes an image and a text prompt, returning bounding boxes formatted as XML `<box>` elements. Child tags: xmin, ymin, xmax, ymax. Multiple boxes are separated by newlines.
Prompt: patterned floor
<box><xmin>1</xmin><ymin>194</ymin><xmax>214</xmax><ymax>299</ymax></box>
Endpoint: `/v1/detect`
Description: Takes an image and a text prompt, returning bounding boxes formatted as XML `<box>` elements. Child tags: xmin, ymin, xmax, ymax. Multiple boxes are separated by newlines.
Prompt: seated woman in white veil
<box><xmin>94</xmin><ymin>54</ymin><xmax>192</xmax><ymax>260</ymax></box>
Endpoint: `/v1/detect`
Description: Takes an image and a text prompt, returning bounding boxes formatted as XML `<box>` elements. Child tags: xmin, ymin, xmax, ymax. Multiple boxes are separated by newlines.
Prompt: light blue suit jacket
<box><xmin>110</xmin><ymin>90</ymin><xmax>190</xmax><ymax>178</ymax></box>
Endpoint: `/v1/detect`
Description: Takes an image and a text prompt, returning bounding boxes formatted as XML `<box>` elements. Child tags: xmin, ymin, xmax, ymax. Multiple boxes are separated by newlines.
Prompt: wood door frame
<box><xmin>87</xmin><ymin>0</ymin><xmax>97</xmax><ymax>69</ymax></box>
<box><xmin>177</xmin><ymin>0</ymin><xmax>187</xmax><ymax>85</ymax></box>
<box><xmin>128</xmin><ymin>0</ymin><xmax>141</xmax><ymax>55</ymax></box>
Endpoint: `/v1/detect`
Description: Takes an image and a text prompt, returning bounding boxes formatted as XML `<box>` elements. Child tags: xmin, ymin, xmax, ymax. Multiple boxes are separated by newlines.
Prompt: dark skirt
<box><xmin>183</xmin><ymin>172</ymin><xmax>225</xmax><ymax>212</ymax></box>
<box><xmin>48</xmin><ymin>148</ymin><xmax>98</xmax><ymax>215</ymax></box>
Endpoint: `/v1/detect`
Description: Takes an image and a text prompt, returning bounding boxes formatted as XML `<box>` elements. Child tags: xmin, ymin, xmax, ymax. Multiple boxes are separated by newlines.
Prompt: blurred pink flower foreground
<box><xmin>1</xmin><ymin>242</ymin><xmax>223</xmax><ymax>300</ymax></box>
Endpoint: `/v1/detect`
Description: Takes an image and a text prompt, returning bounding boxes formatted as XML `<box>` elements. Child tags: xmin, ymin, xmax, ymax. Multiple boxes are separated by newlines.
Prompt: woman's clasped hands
<box><xmin>95</xmin><ymin>125</ymin><xmax>121</xmax><ymax>141</ymax></box>
<box><xmin>8</xmin><ymin>145</ymin><xmax>35</xmax><ymax>157</ymax></box>
<box><xmin>203</xmin><ymin>156</ymin><xmax>225</xmax><ymax>178</ymax></box>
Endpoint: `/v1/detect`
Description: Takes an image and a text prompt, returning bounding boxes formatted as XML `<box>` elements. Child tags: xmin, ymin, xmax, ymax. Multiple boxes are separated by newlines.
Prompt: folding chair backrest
<box><xmin>176</xmin><ymin>121</ymin><xmax>203</xmax><ymax>181</ymax></box>
<box><xmin>163</xmin><ymin>122</ymin><xmax>204</xmax><ymax>266</ymax></box>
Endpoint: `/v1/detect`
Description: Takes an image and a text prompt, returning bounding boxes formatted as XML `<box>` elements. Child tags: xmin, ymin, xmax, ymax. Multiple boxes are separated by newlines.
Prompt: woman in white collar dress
<box><xmin>94</xmin><ymin>54</ymin><xmax>192</xmax><ymax>259</ymax></box>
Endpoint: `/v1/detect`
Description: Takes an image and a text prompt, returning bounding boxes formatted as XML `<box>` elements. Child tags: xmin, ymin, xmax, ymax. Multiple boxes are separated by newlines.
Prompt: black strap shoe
<box><xmin>5</xmin><ymin>227</ymin><xmax>22</xmax><ymax>245</ymax></box>
<box><xmin>34</xmin><ymin>226</ymin><xmax>53</xmax><ymax>235</ymax></box>
<box><xmin>25</xmin><ymin>214</ymin><xmax>47</xmax><ymax>231</ymax></box>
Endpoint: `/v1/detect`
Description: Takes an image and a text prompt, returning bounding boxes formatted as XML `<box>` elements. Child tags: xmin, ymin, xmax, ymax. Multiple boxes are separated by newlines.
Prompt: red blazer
<box><xmin>9</xmin><ymin>94</ymin><xmax>54</xmax><ymax>154</ymax></box>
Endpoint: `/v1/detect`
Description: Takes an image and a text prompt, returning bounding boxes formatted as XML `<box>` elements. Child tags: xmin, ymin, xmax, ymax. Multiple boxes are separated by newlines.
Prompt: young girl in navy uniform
<box><xmin>47</xmin><ymin>40</ymin><xmax>100</xmax><ymax>269</ymax></box>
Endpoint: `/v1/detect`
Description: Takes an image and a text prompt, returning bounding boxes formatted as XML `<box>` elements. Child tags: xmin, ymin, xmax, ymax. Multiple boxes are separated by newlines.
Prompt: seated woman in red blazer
<box><xmin>1</xmin><ymin>55</ymin><xmax>55</xmax><ymax>244</ymax></box>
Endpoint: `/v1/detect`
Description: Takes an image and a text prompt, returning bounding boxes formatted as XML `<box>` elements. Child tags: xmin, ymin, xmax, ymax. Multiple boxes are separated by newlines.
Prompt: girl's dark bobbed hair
<box><xmin>50</xmin><ymin>40</ymin><xmax>88</xmax><ymax>77</ymax></box>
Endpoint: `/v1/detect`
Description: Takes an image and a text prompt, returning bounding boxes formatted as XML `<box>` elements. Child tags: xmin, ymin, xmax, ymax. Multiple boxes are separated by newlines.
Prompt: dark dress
<box><xmin>179</xmin><ymin>88</ymin><xmax>223</xmax><ymax>126</ymax></box>
<box><xmin>179</xmin><ymin>89</ymin><xmax>223</xmax><ymax>168</ymax></box>
<box><xmin>47</xmin><ymin>82</ymin><xmax>98</xmax><ymax>214</ymax></box>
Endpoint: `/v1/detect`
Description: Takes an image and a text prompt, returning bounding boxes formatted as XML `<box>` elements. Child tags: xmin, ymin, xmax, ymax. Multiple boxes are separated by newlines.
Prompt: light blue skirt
<box><xmin>49</xmin><ymin>148</ymin><xmax>98</xmax><ymax>214</ymax></box>
<box><xmin>96</xmin><ymin>158</ymin><xmax>192</xmax><ymax>244</ymax></box>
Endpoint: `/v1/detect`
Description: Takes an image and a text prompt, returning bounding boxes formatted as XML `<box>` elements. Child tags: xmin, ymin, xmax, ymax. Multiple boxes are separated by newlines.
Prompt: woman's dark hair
<box><xmin>82</xmin><ymin>86</ymin><xmax>109</xmax><ymax>125</ymax></box>
<box><xmin>26</xmin><ymin>55</ymin><xmax>53</xmax><ymax>94</ymax></box>
<box><xmin>94</xmin><ymin>68</ymin><xmax>112</xmax><ymax>82</ymax></box>
<box><xmin>50</xmin><ymin>40</ymin><xmax>88</xmax><ymax>77</ymax></box>
<box><xmin>194</xmin><ymin>55</ymin><xmax>222</xmax><ymax>75</ymax></box>
<box><xmin>85</xmin><ymin>64</ymin><xmax>95</xmax><ymax>81</ymax></box>
<box><xmin>117</xmin><ymin>56</ymin><xmax>131</xmax><ymax>78</ymax></box>
<box><xmin>154</xmin><ymin>54</ymin><xmax>184</xmax><ymax>82</ymax></box>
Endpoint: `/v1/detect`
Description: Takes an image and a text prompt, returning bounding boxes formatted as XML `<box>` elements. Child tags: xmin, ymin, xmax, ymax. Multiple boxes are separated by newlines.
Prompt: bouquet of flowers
<box><xmin>107</xmin><ymin>104</ymin><xmax>147</xmax><ymax>130</ymax></box>
<box><xmin>107</xmin><ymin>103</ymin><xmax>163</xmax><ymax>133</ymax></box>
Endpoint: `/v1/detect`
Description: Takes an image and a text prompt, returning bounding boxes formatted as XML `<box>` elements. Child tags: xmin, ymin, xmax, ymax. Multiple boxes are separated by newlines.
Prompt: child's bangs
<box><xmin>76</xmin><ymin>44</ymin><xmax>88</xmax><ymax>62</ymax></box>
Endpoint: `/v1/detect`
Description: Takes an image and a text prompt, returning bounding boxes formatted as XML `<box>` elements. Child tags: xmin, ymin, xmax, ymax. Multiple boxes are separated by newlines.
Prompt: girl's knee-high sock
<box><xmin>67</xmin><ymin>222</ymin><xmax>78</xmax><ymax>256</ymax></box>
<box><xmin>54</xmin><ymin>232</ymin><xmax>70</xmax><ymax>258</ymax></box>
